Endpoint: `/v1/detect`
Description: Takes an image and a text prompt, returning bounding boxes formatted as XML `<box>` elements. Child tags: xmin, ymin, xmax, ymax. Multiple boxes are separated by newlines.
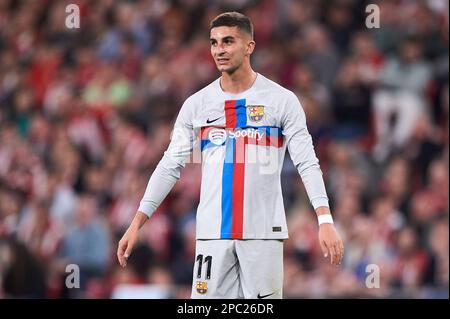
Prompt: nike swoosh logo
<box><xmin>206</xmin><ymin>116</ymin><xmax>222</xmax><ymax>124</ymax></box>
<box><xmin>257</xmin><ymin>292</ymin><xmax>274</xmax><ymax>299</ymax></box>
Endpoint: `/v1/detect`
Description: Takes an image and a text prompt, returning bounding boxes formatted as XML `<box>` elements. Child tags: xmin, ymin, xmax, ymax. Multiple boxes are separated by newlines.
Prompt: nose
<box><xmin>215</xmin><ymin>43</ymin><xmax>227</xmax><ymax>56</ymax></box>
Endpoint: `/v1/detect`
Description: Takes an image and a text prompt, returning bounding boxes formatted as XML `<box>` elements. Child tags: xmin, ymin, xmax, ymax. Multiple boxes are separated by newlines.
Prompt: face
<box><xmin>75</xmin><ymin>197</ymin><xmax>96</xmax><ymax>226</ymax></box>
<box><xmin>210</xmin><ymin>26</ymin><xmax>255</xmax><ymax>74</ymax></box>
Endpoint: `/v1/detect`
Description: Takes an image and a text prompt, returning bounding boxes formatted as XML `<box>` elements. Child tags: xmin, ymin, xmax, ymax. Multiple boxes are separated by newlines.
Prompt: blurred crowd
<box><xmin>0</xmin><ymin>0</ymin><xmax>448</xmax><ymax>299</ymax></box>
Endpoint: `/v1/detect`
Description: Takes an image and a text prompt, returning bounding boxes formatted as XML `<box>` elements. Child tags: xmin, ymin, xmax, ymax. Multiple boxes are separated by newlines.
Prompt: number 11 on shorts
<box><xmin>196</xmin><ymin>254</ymin><xmax>212</xmax><ymax>280</ymax></box>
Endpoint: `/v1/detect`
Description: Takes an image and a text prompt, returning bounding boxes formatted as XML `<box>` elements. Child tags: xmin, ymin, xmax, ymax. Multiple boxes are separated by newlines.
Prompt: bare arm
<box><xmin>117</xmin><ymin>212</ymin><xmax>149</xmax><ymax>267</ymax></box>
<box><xmin>117</xmin><ymin>97</ymin><xmax>196</xmax><ymax>268</ymax></box>
<box><xmin>282</xmin><ymin>92</ymin><xmax>344</xmax><ymax>266</ymax></box>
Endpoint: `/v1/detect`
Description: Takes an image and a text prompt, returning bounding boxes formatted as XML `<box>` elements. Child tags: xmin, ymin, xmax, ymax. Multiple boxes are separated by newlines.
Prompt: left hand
<box><xmin>319</xmin><ymin>223</ymin><xmax>344</xmax><ymax>266</ymax></box>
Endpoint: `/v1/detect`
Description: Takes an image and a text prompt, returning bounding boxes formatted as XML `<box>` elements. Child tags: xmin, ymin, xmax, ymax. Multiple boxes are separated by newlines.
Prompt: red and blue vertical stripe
<box><xmin>221</xmin><ymin>99</ymin><xmax>246</xmax><ymax>239</ymax></box>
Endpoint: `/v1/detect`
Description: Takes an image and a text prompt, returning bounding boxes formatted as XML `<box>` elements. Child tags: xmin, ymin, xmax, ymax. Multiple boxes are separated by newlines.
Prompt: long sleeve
<box><xmin>138</xmin><ymin>97</ymin><xmax>196</xmax><ymax>218</ymax></box>
<box><xmin>282</xmin><ymin>91</ymin><xmax>329</xmax><ymax>209</ymax></box>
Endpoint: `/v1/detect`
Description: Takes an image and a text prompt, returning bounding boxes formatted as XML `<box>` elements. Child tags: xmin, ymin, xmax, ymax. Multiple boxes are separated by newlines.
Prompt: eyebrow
<box><xmin>210</xmin><ymin>35</ymin><xmax>236</xmax><ymax>42</ymax></box>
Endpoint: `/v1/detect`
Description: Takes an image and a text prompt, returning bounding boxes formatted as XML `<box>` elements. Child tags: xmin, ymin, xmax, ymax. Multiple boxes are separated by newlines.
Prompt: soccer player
<box><xmin>117</xmin><ymin>12</ymin><xmax>344</xmax><ymax>299</ymax></box>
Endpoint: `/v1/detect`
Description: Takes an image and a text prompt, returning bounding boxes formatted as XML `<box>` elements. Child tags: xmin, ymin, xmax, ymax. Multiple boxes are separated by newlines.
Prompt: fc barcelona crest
<box><xmin>247</xmin><ymin>105</ymin><xmax>265</xmax><ymax>122</ymax></box>
<box><xmin>196</xmin><ymin>281</ymin><xmax>208</xmax><ymax>294</ymax></box>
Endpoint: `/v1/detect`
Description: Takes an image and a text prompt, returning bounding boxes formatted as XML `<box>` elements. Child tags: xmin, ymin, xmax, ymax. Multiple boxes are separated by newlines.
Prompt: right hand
<box><xmin>117</xmin><ymin>227</ymin><xmax>138</xmax><ymax>268</ymax></box>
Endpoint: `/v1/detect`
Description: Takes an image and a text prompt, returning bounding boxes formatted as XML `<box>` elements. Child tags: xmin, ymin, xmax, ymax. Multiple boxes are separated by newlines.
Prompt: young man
<box><xmin>117</xmin><ymin>12</ymin><xmax>344</xmax><ymax>299</ymax></box>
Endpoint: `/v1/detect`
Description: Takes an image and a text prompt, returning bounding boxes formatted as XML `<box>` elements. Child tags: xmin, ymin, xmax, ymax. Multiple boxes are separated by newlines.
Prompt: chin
<box><xmin>218</xmin><ymin>65</ymin><xmax>237</xmax><ymax>74</ymax></box>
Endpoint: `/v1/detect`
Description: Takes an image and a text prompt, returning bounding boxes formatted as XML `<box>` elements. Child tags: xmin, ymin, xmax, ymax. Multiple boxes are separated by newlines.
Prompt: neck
<box><xmin>220</xmin><ymin>63</ymin><xmax>257</xmax><ymax>94</ymax></box>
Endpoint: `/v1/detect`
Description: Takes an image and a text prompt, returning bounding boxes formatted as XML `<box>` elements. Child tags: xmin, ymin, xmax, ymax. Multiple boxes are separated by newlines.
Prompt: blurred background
<box><xmin>0</xmin><ymin>0</ymin><xmax>448</xmax><ymax>299</ymax></box>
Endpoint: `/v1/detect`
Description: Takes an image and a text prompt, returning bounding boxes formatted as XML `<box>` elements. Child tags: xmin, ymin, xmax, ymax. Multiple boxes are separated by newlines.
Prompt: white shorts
<box><xmin>191</xmin><ymin>239</ymin><xmax>284</xmax><ymax>299</ymax></box>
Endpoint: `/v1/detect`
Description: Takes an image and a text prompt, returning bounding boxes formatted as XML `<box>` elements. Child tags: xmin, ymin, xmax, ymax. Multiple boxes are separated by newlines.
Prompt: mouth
<box><xmin>217</xmin><ymin>58</ymin><xmax>230</xmax><ymax>65</ymax></box>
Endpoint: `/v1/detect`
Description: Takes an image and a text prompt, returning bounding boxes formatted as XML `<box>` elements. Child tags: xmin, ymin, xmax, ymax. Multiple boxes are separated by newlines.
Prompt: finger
<box><xmin>124</xmin><ymin>241</ymin><xmax>134</xmax><ymax>259</ymax></box>
<box><xmin>338</xmin><ymin>242</ymin><xmax>344</xmax><ymax>264</ymax></box>
<box><xmin>118</xmin><ymin>253</ymin><xmax>124</xmax><ymax>267</ymax></box>
<box><xmin>117</xmin><ymin>242</ymin><xmax>127</xmax><ymax>267</ymax></box>
<box><xmin>328</xmin><ymin>243</ymin><xmax>335</xmax><ymax>265</ymax></box>
<box><xmin>333</xmin><ymin>243</ymin><xmax>340</xmax><ymax>266</ymax></box>
<box><xmin>328</xmin><ymin>244</ymin><xmax>334</xmax><ymax>265</ymax></box>
<box><xmin>320</xmin><ymin>240</ymin><xmax>328</xmax><ymax>258</ymax></box>
<box><xmin>117</xmin><ymin>244</ymin><xmax>123</xmax><ymax>262</ymax></box>
<box><xmin>333</xmin><ymin>243</ymin><xmax>341</xmax><ymax>266</ymax></box>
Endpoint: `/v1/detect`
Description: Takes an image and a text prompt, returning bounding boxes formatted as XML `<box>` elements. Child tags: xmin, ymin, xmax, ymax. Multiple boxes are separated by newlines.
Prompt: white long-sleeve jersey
<box><xmin>138</xmin><ymin>73</ymin><xmax>329</xmax><ymax>239</ymax></box>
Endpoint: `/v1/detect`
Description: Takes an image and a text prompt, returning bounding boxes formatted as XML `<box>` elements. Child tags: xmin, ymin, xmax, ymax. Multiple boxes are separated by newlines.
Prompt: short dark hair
<box><xmin>210</xmin><ymin>12</ymin><xmax>253</xmax><ymax>39</ymax></box>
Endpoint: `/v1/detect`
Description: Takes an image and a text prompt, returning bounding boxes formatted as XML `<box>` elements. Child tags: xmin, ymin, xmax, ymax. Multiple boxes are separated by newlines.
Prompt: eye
<box><xmin>210</xmin><ymin>40</ymin><xmax>217</xmax><ymax>47</ymax></box>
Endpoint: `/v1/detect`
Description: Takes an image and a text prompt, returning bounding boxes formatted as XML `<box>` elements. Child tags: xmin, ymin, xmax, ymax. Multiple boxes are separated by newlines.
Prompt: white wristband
<box><xmin>318</xmin><ymin>214</ymin><xmax>334</xmax><ymax>225</ymax></box>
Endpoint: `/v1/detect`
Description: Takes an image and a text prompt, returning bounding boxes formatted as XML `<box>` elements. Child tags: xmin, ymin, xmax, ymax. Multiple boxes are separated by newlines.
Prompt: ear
<box><xmin>246</xmin><ymin>40</ymin><xmax>256</xmax><ymax>56</ymax></box>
